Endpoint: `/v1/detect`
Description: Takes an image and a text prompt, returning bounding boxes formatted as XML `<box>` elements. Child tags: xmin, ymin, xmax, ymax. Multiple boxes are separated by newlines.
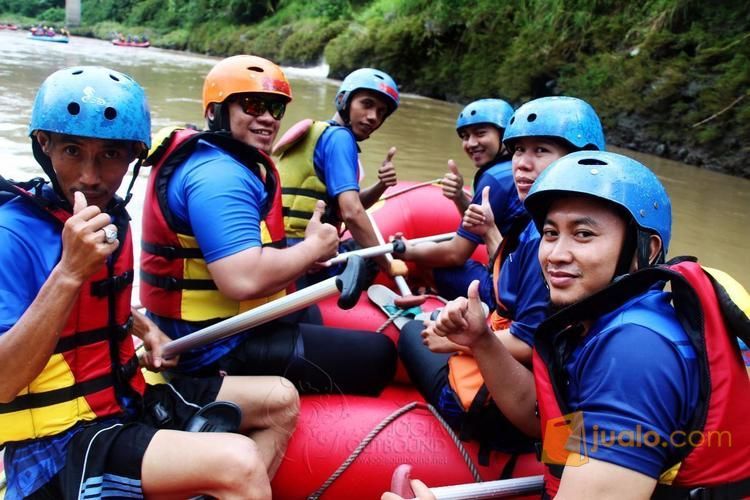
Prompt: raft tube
<box><xmin>271</xmin><ymin>385</ymin><xmax>542</xmax><ymax>499</ymax></box>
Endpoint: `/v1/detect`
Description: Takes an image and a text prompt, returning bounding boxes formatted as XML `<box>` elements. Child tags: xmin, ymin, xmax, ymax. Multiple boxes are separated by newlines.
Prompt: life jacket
<box><xmin>276</xmin><ymin>120</ymin><xmax>334</xmax><ymax>239</ymax></box>
<box><xmin>139</xmin><ymin>128</ymin><xmax>287</xmax><ymax>323</ymax></box>
<box><xmin>533</xmin><ymin>257</ymin><xmax>750</xmax><ymax>498</ymax></box>
<box><xmin>0</xmin><ymin>177</ymin><xmax>145</xmax><ymax>445</ymax></box>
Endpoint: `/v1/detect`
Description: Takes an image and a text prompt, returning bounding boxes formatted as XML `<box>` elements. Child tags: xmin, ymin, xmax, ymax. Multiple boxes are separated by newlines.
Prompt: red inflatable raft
<box><xmin>271</xmin><ymin>182</ymin><xmax>543</xmax><ymax>499</ymax></box>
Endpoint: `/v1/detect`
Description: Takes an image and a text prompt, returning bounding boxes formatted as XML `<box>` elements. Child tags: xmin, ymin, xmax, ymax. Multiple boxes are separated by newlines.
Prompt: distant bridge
<box><xmin>66</xmin><ymin>0</ymin><xmax>80</xmax><ymax>27</ymax></box>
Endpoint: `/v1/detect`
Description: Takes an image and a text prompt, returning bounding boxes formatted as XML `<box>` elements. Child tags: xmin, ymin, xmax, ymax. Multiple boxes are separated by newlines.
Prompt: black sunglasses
<box><xmin>236</xmin><ymin>95</ymin><xmax>287</xmax><ymax>121</ymax></box>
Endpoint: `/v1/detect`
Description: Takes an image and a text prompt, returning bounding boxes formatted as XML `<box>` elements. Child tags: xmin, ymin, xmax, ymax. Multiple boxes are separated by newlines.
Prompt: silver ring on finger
<box><xmin>103</xmin><ymin>227</ymin><xmax>118</xmax><ymax>244</ymax></box>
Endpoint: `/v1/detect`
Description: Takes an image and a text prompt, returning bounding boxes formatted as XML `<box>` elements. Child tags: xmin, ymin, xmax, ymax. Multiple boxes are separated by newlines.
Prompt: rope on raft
<box><xmin>380</xmin><ymin>178</ymin><xmax>443</xmax><ymax>201</ymax></box>
<box><xmin>307</xmin><ymin>401</ymin><xmax>482</xmax><ymax>500</ymax></box>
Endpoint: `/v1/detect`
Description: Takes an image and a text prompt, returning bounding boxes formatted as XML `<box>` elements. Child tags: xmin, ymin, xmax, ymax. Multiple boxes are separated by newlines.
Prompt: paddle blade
<box><xmin>336</xmin><ymin>256</ymin><xmax>367</xmax><ymax>309</ymax></box>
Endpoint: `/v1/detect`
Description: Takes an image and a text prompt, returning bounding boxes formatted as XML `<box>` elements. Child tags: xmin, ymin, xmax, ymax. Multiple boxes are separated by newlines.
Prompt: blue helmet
<box><xmin>334</xmin><ymin>68</ymin><xmax>399</xmax><ymax>118</ymax></box>
<box><xmin>455</xmin><ymin>98</ymin><xmax>514</xmax><ymax>134</ymax></box>
<box><xmin>503</xmin><ymin>96</ymin><xmax>605</xmax><ymax>152</ymax></box>
<box><xmin>29</xmin><ymin>66</ymin><xmax>151</xmax><ymax>149</ymax></box>
<box><xmin>524</xmin><ymin>150</ymin><xmax>671</xmax><ymax>253</ymax></box>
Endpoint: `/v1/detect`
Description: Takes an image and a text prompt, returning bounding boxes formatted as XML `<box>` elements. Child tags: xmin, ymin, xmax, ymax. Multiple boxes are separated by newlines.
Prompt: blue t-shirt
<box><xmin>150</xmin><ymin>140</ymin><xmax>269</xmax><ymax>372</ymax></box>
<box><xmin>456</xmin><ymin>160</ymin><xmax>524</xmax><ymax>244</ymax></box>
<box><xmin>495</xmin><ymin>221</ymin><xmax>550</xmax><ymax>345</ymax></box>
<box><xmin>564</xmin><ymin>289</ymin><xmax>700</xmax><ymax>478</ymax></box>
<box><xmin>0</xmin><ymin>190</ymin><xmax>127</xmax><ymax>499</ymax></box>
<box><xmin>313</xmin><ymin>124</ymin><xmax>361</xmax><ymax>199</ymax></box>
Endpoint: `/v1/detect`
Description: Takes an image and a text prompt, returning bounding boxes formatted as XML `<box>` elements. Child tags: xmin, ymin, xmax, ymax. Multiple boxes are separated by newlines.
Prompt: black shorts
<box><xmin>28</xmin><ymin>376</ymin><xmax>222</xmax><ymax>499</ymax></box>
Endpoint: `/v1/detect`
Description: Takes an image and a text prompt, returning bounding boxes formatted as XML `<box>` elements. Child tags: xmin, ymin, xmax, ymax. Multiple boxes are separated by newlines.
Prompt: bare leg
<box><xmin>141</xmin><ymin>430</ymin><xmax>271</xmax><ymax>499</ymax></box>
<box><xmin>218</xmin><ymin>375</ymin><xmax>299</xmax><ymax>479</ymax></box>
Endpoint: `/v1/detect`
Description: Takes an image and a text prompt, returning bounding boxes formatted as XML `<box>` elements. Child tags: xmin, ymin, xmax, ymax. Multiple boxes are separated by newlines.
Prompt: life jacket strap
<box><xmin>140</xmin><ymin>269</ymin><xmax>218</xmax><ymax>291</ymax></box>
<box><xmin>90</xmin><ymin>270</ymin><xmax>134</xmax><ymax>296</ymax></box>
<box><xmin>652</xmin><ymin>476</ymin><xmax>750</xmax><ymax>500</ymax></box>
<box><xmin>141</xmin><ymin>240</ymin><xmax>204</xmax><ymax>260</ymax></box>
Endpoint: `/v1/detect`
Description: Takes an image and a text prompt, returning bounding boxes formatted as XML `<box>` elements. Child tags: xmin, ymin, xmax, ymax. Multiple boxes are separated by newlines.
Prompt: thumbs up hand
<box><xmin>440</xmin><ymin>159</ymin><xmax>465</xmax><ymax>203</ymax></box>
<box><xmin>304</xmin><ymin>200</ymin><xmax>339</xmax><ymax>261</ymax></box>
<box><xmin>462</xmin><ymin>186</ymin><xmax>494</xmax><ymax>237</ymax></box>
<box><xmin>377</xmin><ymin>147</ymin><xmax>398</xmax><ymax>188</ymax></box>
<box><xmin>430</xmin><ymin>280</ymin><xmax>491</xmax><ymax>349</ymax></box>
<box><xmin>58</xmin><ymin>191</ymin><xmax>120</xmax><ymax>285</ymax></box>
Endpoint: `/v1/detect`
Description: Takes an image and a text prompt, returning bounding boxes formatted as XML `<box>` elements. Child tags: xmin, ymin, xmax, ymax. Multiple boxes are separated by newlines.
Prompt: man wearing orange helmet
<box><xmin>140</xmin><ymin>56</ymin><xmax>396</xmax><ymax>396</ymax></box>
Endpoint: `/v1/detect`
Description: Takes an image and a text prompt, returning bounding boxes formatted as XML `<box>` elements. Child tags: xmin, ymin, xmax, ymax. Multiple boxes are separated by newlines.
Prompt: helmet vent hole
<box><xmin>109</xmin><ymin>74</ymin><xmax>120</xmax><ymax>82</ymax></box>
<box><xmin>527</xmin><ymin>113</ymin><xmax>537</xmax><ymax>122</ymax></box>
<box><xmin>104</xmin><ymin>107</ymin><xmax>117</xmax><ymax>120</ymax></box>
<box><xmin>374</xmin><ymin>74</ymin><xmax>384</xmax><ymax>80</ymax></box>
<box><xmin>509</xmin><ymin>117</ymin><xmax>515</xmax><ymax>124</ymax></box>
<box><xmin>577</xmin><ymin>158</ymin><xmax>607</xmax><ymax>166</ymax></box>
<box><xmin>247</xmin><ymin>66</ymin><xmax>264</xmax><ymax>73</ymax></box>
<box><xmin>71</xmin><ymin>70</ymin><xmax>83</xmax><ymax>75</ymax></box>
<box><xmin>67</xmin><ymin>102</ymin><xmax>80</xmax><ymax>115</ymax></box>
<box><xmin>470</xmin><ymin>110</ymin><xmax>477</xmax><ymax>116</ymax></box>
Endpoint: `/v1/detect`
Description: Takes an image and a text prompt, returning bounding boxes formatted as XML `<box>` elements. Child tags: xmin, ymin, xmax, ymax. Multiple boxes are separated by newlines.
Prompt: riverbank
<box><xmin>2</xmin><ymin>0</ymin><xmax>748</xmax><ymax>177</ymax></box>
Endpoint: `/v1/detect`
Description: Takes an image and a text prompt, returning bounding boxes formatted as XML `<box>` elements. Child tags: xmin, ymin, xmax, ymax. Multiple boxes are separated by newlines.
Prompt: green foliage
<box><xmin>3</xmin><ymin>0</ymin><xmax>748</xmax><ymax>174</ymax></box>
<box><xmin>38</xmin><ymin>7</ymin><xmax>64</xmax><ymax>23</ymax></box>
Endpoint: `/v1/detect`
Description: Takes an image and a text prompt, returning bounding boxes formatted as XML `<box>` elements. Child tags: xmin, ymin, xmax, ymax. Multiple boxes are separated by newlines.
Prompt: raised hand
<box><xmin>431</xmin><ymin>280</ymin><xmax>491</xmax><ymax>349</ymax></box>
<box><xmin>58</xmin><ymin>191</ymin><xmax>119</xmax><ymax>284</ymax></box>
<box><xmin>304</xmin><ymin>200</ymin><xmax>340</xmax><ymax>261</ymax></box>
<box><xmin>440</xmin><ymin>159</ymin><xmax>465</xmax><ymax>203</ymax></box>
<box><xmin>462</xmin><ymin>185</ymin><xmax>494</xmax><ymax>237</ymax></box>
<box><xmin>420</xmin><ymin>320</ymin><xmax>467</xmax><ymax>353</ymax></box>
<box><xmin>378</xmin><ymin>146</ymin><xmax>398</xmax><ymax>188</ymax></box>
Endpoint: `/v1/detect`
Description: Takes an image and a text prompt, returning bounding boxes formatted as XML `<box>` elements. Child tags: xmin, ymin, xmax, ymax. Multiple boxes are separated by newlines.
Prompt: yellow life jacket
<box><xmin>276</xmin><ymin>120</ymin><xmax>332</xmax><ymax>239</ymax></box>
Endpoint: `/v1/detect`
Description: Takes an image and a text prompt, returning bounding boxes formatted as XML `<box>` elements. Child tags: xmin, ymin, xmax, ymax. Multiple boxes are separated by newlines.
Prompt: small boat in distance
<box><xmin>28</xmin><ymin>33</ymin><xmax>69</xmax><ymax>43</ymax></box>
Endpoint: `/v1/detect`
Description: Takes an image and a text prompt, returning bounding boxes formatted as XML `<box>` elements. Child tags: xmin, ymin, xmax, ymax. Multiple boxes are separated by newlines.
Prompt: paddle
<box><xmin>141</xmin><ymin>256</ymin><xmax>367</xmax><ymax>361</ymax></box>
<box><xmin>365</xmin><ymin>210</ymin><xmax>426</xmax><ymax>308</ymax></box>
<box><xmin>325</xmin><ymin>232</ymin><xmax>455</xmax><ymax>266</ymax></box>
<box><xmin>390</xmin><ymin>464</ymin><xmax>544</xmax><ymax>499</ymax></box>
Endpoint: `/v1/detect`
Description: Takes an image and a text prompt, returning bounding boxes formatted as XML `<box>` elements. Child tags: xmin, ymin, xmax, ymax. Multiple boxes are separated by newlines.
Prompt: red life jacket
<box><xmin>139</xmin><ymin>129</ymin><xmax>288</xmax><ymax>322</ymax></box>
<box><xmin>533</xmin><ymin>257</ymin><xmax>750</xmax><ymax>498</ymax></box>
<box><xmin>0</xmin><ymin>179</ymin><xmax>145</xmax><ymax>444</ymax></box>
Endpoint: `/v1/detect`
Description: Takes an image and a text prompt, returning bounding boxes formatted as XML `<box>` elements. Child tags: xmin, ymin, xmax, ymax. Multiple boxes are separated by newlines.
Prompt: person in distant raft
<box><xmin>0</xmin><ymin>66</ymin><xmax>298</xmax><ymax>500</ymax></box>
<box><xmin>140</xmin><ymin>55</ymin><xmax>396</xmax><ymax>396</ymax></box>
<box><xmin>274</xmin><ymin>68</ymin><xmax>405</xmax><ymax>287</ymax></box>
<box><xmin>396</xmin><ymin>98</ymin><xmax>525</xmax><ymax>307</ymax></box>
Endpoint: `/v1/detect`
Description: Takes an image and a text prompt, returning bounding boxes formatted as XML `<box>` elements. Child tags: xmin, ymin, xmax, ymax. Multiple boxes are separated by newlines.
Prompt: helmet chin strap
<box><xmin>32</xmin><ymin>137</ymin><xmax>71</xmax><ymax>211</ymax></box>
<box><xmin>207</xmin><ymin>102</ymin><xmax>231</xmax><ymax>132</ymax></box>
<box><xmin>613</xmin><ymin>224</ymin><xmax>662</xmax><ymax>280</ymax></box>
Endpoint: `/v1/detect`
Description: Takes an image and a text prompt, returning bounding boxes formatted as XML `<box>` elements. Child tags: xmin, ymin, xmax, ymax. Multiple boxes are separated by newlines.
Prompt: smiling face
<box><xmin>458</xmin><ymin>124</ymin><xmax>502</xmax><ymax>168</ymax></box>
<box><xmin>346</xmin><ymin>89</ymin><xmax>390</xmax><ymax>141</ymax></box>
<box><xmin>36</xmin><ymin>131</ymin><xmax>135</xmax><ymax>210</ymax></box>
<box><xmin>511</xmin><ymin>137</ymin><xmax>571</xmax><ymax>201</ymax></box>
<box><xmin>539</xmin><ymin>196</ymin><xmax>629</xmax><ymax>308</ymax></box>
<box><xmin>224</xmin><ymin>93</ymin><xmax>283</xmax><ymax>154</ymax></box>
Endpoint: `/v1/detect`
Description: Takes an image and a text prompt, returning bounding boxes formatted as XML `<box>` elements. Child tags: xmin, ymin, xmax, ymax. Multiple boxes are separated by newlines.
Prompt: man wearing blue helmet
<box><xmin>0</xmin><ymin>66</ymin><xmax>296</xmax><ymax>499</ymax></box>
<box><xmin>275</xmin><ymin>67</ymin><xmax>404</xmax><ymax>286</ymax></box>
<box><xmin>396</xmin><ymin>98</ymin><xmax>525</xmax><ymax>307</ymax></box>
<box><xmin>393</xmin><ymin>97</ymin><xmax>606</xmax><ymax>460</ymax></box>
<box><xmin>408</xmin><ymin>151</ymin><xmax>750</xmax><ymax>499</ymax></box>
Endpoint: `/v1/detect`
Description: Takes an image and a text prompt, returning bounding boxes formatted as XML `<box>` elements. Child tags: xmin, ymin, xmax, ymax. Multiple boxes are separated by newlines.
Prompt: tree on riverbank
<box><xmin>1</xmin><ymin>0</ymin><xmax>747</xmax><ymax>177</ymax></box>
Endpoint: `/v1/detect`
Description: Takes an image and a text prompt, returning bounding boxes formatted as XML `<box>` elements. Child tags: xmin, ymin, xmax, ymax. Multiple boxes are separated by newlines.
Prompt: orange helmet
<box><xmin>202</xmin><ymin>55</ymin><xmax>292</xmax><ymax>116</ymax></box>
